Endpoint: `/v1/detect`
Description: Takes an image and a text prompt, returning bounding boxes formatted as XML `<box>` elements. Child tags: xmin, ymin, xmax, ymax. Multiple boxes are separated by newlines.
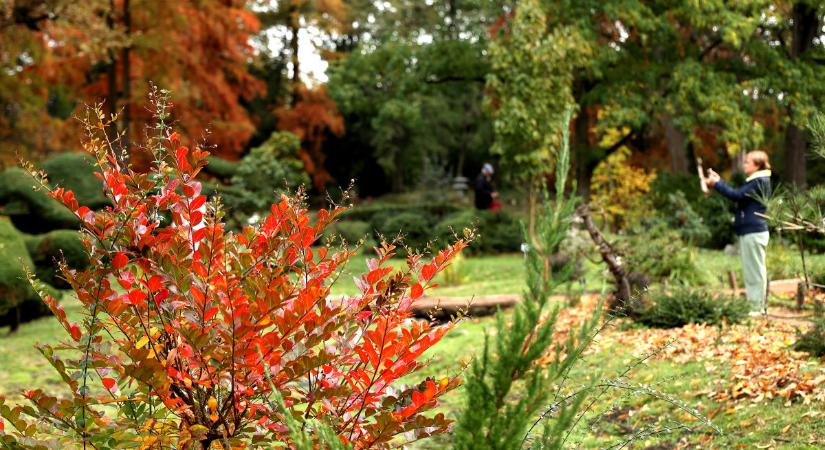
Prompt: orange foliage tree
<box><xmin>276</xmin><ymin>85</ymin><xmax>344</xmax><ymax>189</ymax></box>
<box><xmin>1</xmin><ymin>0</ymin><xmax>263</xmax><ymax>161</ymax></box>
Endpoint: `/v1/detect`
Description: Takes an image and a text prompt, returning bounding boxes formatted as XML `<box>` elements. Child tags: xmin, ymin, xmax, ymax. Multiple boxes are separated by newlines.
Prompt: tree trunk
<box><xmin>527</xmin><ymin>176</ymin><xmax>537</xmax><ymax>240</ymax></box>
<box><xmin>784</xmin><ymin>115</ymin><xmax>807</xmax><ymax>188</ymax></box>
<box><xmin>288</xmin><ymin>4</ymin><xmax>300</xmax><ymax>104</ymax></box>
<box><xmin>121</xmin><ymin>0</ymin><xmax>131</xmax><ymax>158</ymax></box>
<box><xmin>580</xmin><ymin>206</ymin><xmax>631</xmax><ymax>311</ymax></box>
<box><xmin>446</xmin><ymin>0</ymin><xmax>457</xmax><ymax>39</ymax></box>
<box><xmin>573</xmin><ymin>107</ymin><xmax>593</xmax><ymax>200</ymax></box>
<box><xmin>105</xmin><ymin>0</ymin><xmax>119</xmax><ymax>143</ymax></box>
<box><xmin>783</xmin><ymin>2</ymin><xmax>819</xmax><ymax>189</ymax></box>
<box><xmin>662</xmin><ymin>113</ymin><xmax>689</xmax><ymax>173</ymax></box>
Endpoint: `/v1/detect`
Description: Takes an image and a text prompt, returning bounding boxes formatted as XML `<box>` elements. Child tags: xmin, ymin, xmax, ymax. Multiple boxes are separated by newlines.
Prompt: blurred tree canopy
<box><xmin>1</xmin><ymin>0</ymin><xmax>824</xmax><ymax>197</ymax></box>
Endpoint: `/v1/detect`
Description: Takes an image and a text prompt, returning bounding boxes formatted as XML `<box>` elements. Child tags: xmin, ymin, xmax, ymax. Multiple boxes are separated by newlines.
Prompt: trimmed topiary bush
<box><xmin>202</xmin><ymin>155</ymin><xmax>241</xmax><ymax>181</ymax></box>
<box><xmin>230</xmin><ymin>131</ymin><xmax>310</xmax><ymax>206</ymax></box>
<box><xmin>323</xmin><ymin>220</ymin><xmax>374</xmax><ymax>247</ymax></box>
<box><xmin>0</xmin><ymin>219</ymin><xmax>39</xmax><ymax>332</ymax></box>
<box><xmin>39</xmin><ymin>152</ymin><xmax>108</xmax><ymax>210</ymax></box>
<box><xmin>634</xmin><ymin>288</ymin><xmax>749</xmax><ymax>328</ymax></box>
<box><xmin>24</xmin><ymin>230</ymin><xmax>89</xmax><ymax>289</ymax></box>
<box><xmin>435</xmin><ymin>209</ymin><xmax>521</xmax><ymax>255</ymax></box>
<box><xmin>0</xmin><ymin>167</ymin><xmax>79</xmax><ymax>233</ymax></box>
<box><xmin>376</xmin><ymin>211</ymin><xmax>435</xmax><ymax>253</ymax></box>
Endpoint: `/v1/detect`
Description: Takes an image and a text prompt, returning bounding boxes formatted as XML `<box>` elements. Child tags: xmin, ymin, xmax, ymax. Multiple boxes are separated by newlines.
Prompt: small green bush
<box><xmin>203</xmin><ymin>156</ymin><xmax>240</xmax><ymax>180</ymax></box>
<box><xmin>0</xmin><ymin>219</ymin><xmax>39</xmax><ymax>331</ymax></box>
<box><xmin>434</xmin><ymin>209</ymin><xmax>521</xmax><ymax>255</ymax></box>
<box><xmin>651</xmin><ymin>173</ymin><xmax>735</xmax><ymax>248</ymax></box>
<box><xmin>322</xmin><ymin>220</ymin><xmax>374</xmax><ymax>247</ymax></box>
<box><xmin>793</xmin><ymin>314</ymin><xmax>825</xmax><ymax>357</ymax></box>
<box><xmin>39</xmin><ymin>152</ymin><xmax>108</xmax><ymax>209</ymax></box>
<box><xmin>634</xmin><ymin>288</ymin><xmax>749</xmax><ymax>328</ymax></box>
<box><xmin>766</xmin><ymin>239</ymin><xmax>799</xmax><ymax>280</ymax></box>
<box><xmin>624</xmin><ymin>222</ymin><xmax>702</xmax><ymax>285</ymax></box>
<box><xmin>375</xmin><ymin>211</ymin><xmax>435</xmax><ymax>253</ymax></box>
<box><xmin>230</xmin><ymin>132</ymin><xmax>309</xmax><ymax>207</ymax></box>
<box><xmin>24</xmin><ymin>230</ymin><xmax>89</xmax><ymax>289</ymax></box>
<box><xmin>0</xmin><ymin>167</ymin><xmax>78</xmax><ymax>233</ymax></box>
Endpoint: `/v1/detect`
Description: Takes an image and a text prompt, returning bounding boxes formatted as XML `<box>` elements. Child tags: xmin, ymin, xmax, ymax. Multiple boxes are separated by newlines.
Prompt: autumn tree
<box><xmin>275</xmin><ymin>85</ymin><xmax>344</xmax><ymax>189</ymax></box>
<box><xmin>1</xmin><ymin>0</ymin><xmax>264</xmax><ymax>162</ymax></box>
<box><xmin>256</xmin><ymin>0</ymin><xmax>349</xmax><ymax>103</ymax></box>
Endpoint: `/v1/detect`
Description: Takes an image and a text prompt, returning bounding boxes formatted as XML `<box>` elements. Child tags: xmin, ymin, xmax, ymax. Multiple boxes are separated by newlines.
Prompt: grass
<box><xmin>405</xmin><ymin>308</ymin><xmax>825</xmax><ymax>449</ymax></box>
<box><xmin>3</xmin><ymin>249</ymin><xmax>825</xmax><ymax>448</ymax></box>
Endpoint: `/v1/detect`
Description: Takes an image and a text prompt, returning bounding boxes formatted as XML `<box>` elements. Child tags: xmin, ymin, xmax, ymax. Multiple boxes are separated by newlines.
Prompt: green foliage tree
<box><xmin>217</xmin><ymin>131</ymin><xmax>310</xmax><ymax>227</ymax></box>
<box><xmin>327</xmin><ymin>1</ymin><xmax>496</xmax><ymax>193</ymax></box>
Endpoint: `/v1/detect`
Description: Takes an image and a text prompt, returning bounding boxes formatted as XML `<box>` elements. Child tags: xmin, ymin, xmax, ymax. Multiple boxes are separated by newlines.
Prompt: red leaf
<box><xmin>69</xmin><ymin>324</ymin><xmax>81</xmax><ymax>342</ymax></box>
<box><xmin>76</xmin><ymin>206</ymin><xmax>93</xmax><ymax>223</ymax></box>
<box><xmin>102</xmin><ymin>377</ymin><xmax>117</xmax><ymax>391</ymax></box>
<box><xmin>421</xmin><ymin>263</ymin><xmax>437</xmax><ymax>282</ymax></box>
<box><xmin>190</xmin><ymin>211</ymin><xmax>203</xmax><ymax>226</ymax></box>
<box><xmin>411</xmin><ymin>283</ymin><xmax>424</xmax><ymax>300</ymax></box>
<box><xmin>128</xmin><ymin>289</ymin><xmax>148</xmax><ymax>306</ymax></box>
<box><xmin>182</xmin><ymin>183</ymin><xmax>196</xmax><ymax>198</ymax></box>
<box><xmin>192</xmin><ymin>228</ymin><xmax>207</xmax><ymax>243</ymax></box>
<box><xmin>112</xmin><ymin>252</ymin><xmax>129</xmax><ymax>270</ymax></box>
<box><xmin>190</xmin><ymin>195</ymin><xmax>207</xmax><ymax>211</ymax></box>
<box><xmin>147</xmin><ymin>275</ymin><xmax>163</xmax><ymax>291</ymax></box>
<box><xmin>204</xmin><ymin>307</ymin><xmax>219</xmax><ymax>322</ymax></box>
<box><xmin>193</xmin><ymin>262</ymin><xmax>208</xmax><ymax>278</ymax></box>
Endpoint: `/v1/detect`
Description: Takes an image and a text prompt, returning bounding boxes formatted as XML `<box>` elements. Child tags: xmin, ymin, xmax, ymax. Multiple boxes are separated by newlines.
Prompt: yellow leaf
<box><xmin>135</xmin><ymin>336</ymin><xmax>149</xmax><ymax>349</ymax></box>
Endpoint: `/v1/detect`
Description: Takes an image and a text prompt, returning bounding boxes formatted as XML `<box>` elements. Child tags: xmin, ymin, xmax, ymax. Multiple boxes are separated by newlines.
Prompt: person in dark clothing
<box><xmin>475</xmin><ymin>163</ymin><xmax>499</xmax><ymax>210</ymax></box>
<box><xmin>706</xmin><ymin>151</ymin><xmax>772</xmax><ymax>315</ymax></box>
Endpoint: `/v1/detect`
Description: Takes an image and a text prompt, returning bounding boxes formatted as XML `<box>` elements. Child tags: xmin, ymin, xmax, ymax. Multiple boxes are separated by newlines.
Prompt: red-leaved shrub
<box><xmin>0</xmin><ymin>91</ymin><xmax>465</xmax><ymax>449</ymax></box>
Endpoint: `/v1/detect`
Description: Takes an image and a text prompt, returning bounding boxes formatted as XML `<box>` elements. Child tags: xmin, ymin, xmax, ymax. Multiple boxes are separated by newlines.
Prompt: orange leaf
<box><xmin>410</xmin><ymin>283</ymin><xmax>424</xmax><ymax>300</ymax></box>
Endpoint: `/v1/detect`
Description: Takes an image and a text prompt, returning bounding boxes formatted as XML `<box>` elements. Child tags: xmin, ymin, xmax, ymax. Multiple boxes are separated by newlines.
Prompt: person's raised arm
<box><xmin>713</xmin><ymin>178</ymin><xmax>754</xmax><ymax>201</ymax></box>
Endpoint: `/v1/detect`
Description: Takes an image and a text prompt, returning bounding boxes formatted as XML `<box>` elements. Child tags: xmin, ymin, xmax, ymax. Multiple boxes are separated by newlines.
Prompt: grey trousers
<box><xmin>740</xmin><ymin>231</ymin><xmax>769</xmax><ymax>312</ymax></box>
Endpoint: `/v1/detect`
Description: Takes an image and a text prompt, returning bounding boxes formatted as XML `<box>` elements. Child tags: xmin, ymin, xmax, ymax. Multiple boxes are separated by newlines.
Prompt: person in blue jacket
<box><xmin>706</xmin><ymin>151</ymin><xmax>772</xmax><ymax>315</ymax></box>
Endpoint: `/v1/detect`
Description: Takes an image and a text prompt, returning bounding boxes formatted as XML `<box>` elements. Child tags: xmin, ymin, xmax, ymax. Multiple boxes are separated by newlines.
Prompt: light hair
<box><xmin>747</xmin><ymin>151</ymin><xmax>771</xmax><ymax>170</ymax></box>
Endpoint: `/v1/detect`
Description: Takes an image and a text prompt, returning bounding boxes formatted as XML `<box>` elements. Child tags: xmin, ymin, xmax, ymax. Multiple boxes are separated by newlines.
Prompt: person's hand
<box><xmin>491</xmin><ymin>191</ymin><xmax>499</xmax><ymax>199</ymax></box>
<box><xmin>706</xmin><ymin>169</ymin><xmax>720</xmax><ymax>187</ymax></box>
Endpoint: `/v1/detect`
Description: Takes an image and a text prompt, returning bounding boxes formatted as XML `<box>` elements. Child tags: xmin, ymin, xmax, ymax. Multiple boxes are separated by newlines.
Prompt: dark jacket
<box><xmin>474</xmin><ymin>173</ymin><xmax>494</xmax><ymax>210</ymax></box>
<box><xmin>713</xmin><ymin>171</ymin><xmax>771</xmax><ymax>236</ymax></box>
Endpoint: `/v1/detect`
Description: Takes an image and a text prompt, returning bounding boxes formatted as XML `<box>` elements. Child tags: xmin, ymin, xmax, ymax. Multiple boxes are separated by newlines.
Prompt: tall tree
<box><xmin>257</xmin><ymin>0</ymin><xmax>349</xmax><ymax>103</ymax></box>
<box><xmin>752</xmin><ymin>1</ymin><xmax>824</xmax><ymax>188</ymax></box>
<box><xmin>485</xmin><ymin>0</ymin><xmax>582</xmax><ymax>230</ymax></box>
<box><xmin>327</xmin><ymin>0</ymin><xmax>501</xmax><ymax>193</ymax></box>
<box><xmin>532</xmin><ymin>1</ymin><xmax>771</xmax><ymax>198</ymax></box>
<box><xmin>1</xmin><ymin>0</ymin><xmax>264</xmax><ymax>161</ymax></box>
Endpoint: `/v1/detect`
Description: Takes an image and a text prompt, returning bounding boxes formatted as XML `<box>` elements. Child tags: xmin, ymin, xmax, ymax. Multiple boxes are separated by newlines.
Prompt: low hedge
<box><xmin>634</xmin><ymin>288</ymin><xmax>749</xmax><ymax>328</ymax></box>
<box><xmin>323</xmin><ymin>220</ymin><xmax>374</xmax><ymax>247</ymax></box>
<box><xmin>434</xmin><ymin>209</ymin><xmax>521</xmax><ymax>255</ymax></box>
<box><xmin>330</xmin><ymin>204</ymin><xmax>522</xmax><ymax>255</ymax></box>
